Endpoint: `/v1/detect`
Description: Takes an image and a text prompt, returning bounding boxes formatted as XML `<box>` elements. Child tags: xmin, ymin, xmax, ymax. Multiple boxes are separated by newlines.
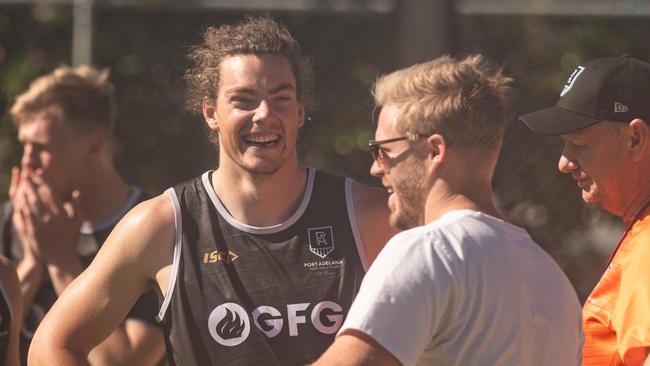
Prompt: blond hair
<box><xmin>373</xmin><ymin>55</ymin><xmax>511</xmax><ymax>150</ymax></box>
<box><xmin>10</xmin><ymin>65</ymin><xmax>116</xmax><ymax>134</ymax></box>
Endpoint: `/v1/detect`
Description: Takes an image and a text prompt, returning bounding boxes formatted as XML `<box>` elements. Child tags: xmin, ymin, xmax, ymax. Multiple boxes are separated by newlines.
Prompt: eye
<box><xmin>27</xmin><ymin>143</ymin><xmax>46</xmax><ymax>152</ymax></box>
<box><xmin>562</xmin><ymin>137</ymin><xmax>583</xmax><ymax>149</ymax></box>
<box><xmin>273</xmin><ymin>95</ymin><xmax>293</xmax><ymax>103</ymax></box>
<box><xmin>230</xmin><ymin>96</ymin><xmax>256</xmax><ymax>110</ymax></box>
<box><xmin>570</xmin><ymin>141</ymin><xmax>587</xmax><ymax>149</ymax></box>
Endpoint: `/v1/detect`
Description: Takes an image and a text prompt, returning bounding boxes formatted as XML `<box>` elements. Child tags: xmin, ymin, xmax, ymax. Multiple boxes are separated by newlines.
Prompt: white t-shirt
<box><xmin>340</xmin><ymin>210</ymin><xmax>583</xmax><ymax>366</ymax></box>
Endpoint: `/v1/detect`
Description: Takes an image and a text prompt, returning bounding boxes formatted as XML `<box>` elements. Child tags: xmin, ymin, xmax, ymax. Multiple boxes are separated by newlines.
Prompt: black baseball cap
<box><xmin>519</xmin><ymin>56</ymin><xmax>650</xmax><ymax>135</ymax></box>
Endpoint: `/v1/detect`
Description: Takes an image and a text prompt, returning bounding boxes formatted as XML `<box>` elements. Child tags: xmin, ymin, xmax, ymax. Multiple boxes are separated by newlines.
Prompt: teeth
<box><xmin>245</xmin><ymin>133</ymin><xmax>279</xmax><ymax>145</ymax></box>
<box><xmin>247</xmin><ymin>134</ymin><xmax>277</xmax><ymax>143</ymax></box>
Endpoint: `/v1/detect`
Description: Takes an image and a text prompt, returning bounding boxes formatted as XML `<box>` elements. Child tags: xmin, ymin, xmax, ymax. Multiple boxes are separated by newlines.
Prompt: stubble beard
<box><xmin>390</xmin><ymin>159</ymin><xmax>426</xmax><ymax>231</ymax></box>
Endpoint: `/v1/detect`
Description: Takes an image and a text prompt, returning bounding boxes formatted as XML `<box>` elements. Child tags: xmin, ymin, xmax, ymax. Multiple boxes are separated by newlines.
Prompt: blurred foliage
<box><xmin>0</xmin><ymin>6</ymin><xmax>392</xmax><ymax>195</ymax></box>
<box><xmin>0</xmin><ymin>4</ymin><xmax>72</xmax><ymax>194</ymax></box>
<box><xmin>0</xmin><ymin>4</ymin><xmax>648</xmax><ymax>299</ymax></box>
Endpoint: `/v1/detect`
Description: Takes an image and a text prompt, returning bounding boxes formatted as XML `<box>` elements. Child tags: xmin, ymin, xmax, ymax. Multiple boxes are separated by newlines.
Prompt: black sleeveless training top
<box><xmin>157</xmin><ymin>168</ymin><xmax>367</xmax><ymax>365</ymax></box>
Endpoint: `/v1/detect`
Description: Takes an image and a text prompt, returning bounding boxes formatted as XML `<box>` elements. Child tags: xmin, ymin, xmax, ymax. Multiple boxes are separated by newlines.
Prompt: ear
<box><xmin>203</xmin><ymin>97</ymin><xmax>219</xmax><ymax>131</ymax></box>
<box><xmin>628</xmin><ymin>119</ymin><xmax>649</xmax><ymax>162</ymax></box>
<box><xmin>85</xmin><ymin>130</ymin><xmax>106</xmax><ymax>163</ymax></box>
<box><xmin>425</xmin><ymin>134</ymin><xmax>448</xmax><ymax>170</ymax></box>
<box><xmin>297</xmin><ymin>102</ymin><xmax>305</xmax><ymax>128</ymax></box>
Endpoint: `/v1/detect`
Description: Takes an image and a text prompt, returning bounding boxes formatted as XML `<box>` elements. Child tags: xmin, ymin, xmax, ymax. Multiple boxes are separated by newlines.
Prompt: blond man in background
<box><xmin>1</xmin><ymin>65</ymin><xmax>164</xmax><ymax>364</ymax></box>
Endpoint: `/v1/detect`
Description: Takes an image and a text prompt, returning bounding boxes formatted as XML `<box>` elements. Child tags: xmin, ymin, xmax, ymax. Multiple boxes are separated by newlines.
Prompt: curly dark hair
<box><xmin>185</xmin><ymin>15</ymin><xmax>315</xmax><ymax>115</ymax></box>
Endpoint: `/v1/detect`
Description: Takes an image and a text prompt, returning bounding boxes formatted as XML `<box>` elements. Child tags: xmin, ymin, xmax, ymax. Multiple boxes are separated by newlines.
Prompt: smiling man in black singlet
<box><xmin>29</xmin><ymin>16</ymin><xmax>394</xmax><ymax>365</ymax></box>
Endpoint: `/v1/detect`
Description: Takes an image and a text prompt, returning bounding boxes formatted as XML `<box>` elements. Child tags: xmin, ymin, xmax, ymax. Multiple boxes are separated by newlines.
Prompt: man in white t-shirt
<box><xmin>314</xmin><ymin>55</ymin><xmax>584</xmax><ymax>365</ymax></box>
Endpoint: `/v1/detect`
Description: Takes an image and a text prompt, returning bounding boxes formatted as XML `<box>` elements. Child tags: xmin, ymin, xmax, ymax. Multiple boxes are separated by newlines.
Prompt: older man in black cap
<box><xmin>520</xmin><ymin>55</ymin><xmax>650</xmax><ymax>366</ymax></box>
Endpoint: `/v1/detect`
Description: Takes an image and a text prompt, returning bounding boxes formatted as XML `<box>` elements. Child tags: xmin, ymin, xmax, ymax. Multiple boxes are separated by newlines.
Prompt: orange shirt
<box><xmin>583</xmin><ymin>209</ymin><xmax>650</xmax><ymax>365</ymax></box>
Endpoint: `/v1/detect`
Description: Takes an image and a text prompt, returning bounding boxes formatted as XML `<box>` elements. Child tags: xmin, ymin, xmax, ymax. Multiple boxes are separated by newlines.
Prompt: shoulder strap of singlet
<box><xmin>203</xmin><ymin>196</ymin><xmax>259</xmax><ymax>314</ymax></box>
<box><xmin>344</xmin><ymin>178</ymin><xmax>369</xmax><ymax>271</ymax></box>
<box><xmin>156</xmin><ymin>188</ymin><xmax>183</xmax><ymax>323</ymax></box>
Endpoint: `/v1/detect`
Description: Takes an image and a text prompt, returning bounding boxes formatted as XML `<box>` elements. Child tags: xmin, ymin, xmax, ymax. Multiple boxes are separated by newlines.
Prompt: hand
<box><xmin>10</xmin><ymin>167</ymin><xmax>41</xmax><ymax>263</ymax></box>
<box><xmin>13</xmin><ymin>170</ymin><xmax>83</xmax><ymax>266</ymax></box>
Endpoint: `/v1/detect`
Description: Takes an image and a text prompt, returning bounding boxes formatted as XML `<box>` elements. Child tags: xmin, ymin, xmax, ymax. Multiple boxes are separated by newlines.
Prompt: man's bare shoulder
<box><xmin>100</xmin><ymin>192</ymin><xmax>175</xmax><ymax>268</ymax></box>
<box><xmin>123</xmin><ymin>193</ymin><xmax>175</xmax><ymax>231</ymax></box>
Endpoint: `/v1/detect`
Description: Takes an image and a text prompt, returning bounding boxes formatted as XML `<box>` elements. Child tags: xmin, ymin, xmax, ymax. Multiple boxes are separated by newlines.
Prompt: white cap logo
<box><xmin>561</xmin><ymin>66</ymin><xmax>586</xmax><ymax>97</ymax></box>
<box><xmin>614</xmin><ymin>102</ymin><xmax>629</xmax><ymax>113</ymax></box>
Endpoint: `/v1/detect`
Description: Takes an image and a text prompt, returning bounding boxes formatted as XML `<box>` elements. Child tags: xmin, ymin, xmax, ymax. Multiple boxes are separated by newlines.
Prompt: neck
<box><xmin>620</xmin><ymin>163</ymin><xmax>650</xmax><ymax>226</ymax></box>
<box><xmin>78</xmin><ymin>164</ymin><xmax>131</xmax><ymax>225</ymax></box>
<box><xmin>622</xmin><ymin>191</ymin><xmax>650</xmax><ymax>227</ymax></box>
<box><xmin>423</xmin><ymin>149</ymin><xmax>503</xmax><ymax>224</ymax></box>
<box><xmin>423</xmin><ymin>178</ymin><xmax>502</xmax><ymax>224</ymax></box>
<box><xmin>212</xmin><ymin>160</ymin><xmax>308</xmax><ymax>227</ymax></box>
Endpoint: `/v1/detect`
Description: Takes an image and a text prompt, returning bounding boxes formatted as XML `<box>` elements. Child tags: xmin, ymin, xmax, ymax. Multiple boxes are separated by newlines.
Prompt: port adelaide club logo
<box><xmin>308</xmin><ymin>226</ymin><xmax>334</xmax><ymax>258</ymax></box>
<box><xmin>304</xmin><ymin>226</ymin><xmax>344</xmax><ymax>271</ymax></box>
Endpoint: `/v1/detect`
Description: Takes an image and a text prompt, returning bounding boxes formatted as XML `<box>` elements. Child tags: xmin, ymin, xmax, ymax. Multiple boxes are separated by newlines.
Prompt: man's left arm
<box><xmin>89</xmin><ymin>286</ymin><xmax>165</xmax><ymax>365</ymax></box>
<box><xmin>43</xmin><ymin>260</ymin><xmax>165</xmax><ymax>363</ymax></box>
<box><xmin>90</xmin><ymin>320</ymin><xmax>164</xmax><ymax>365</ymax></box>
<box><xmin>350</xmin><ymin>181</ymin><xmax>396</xmax><ymax>266</ymax></box>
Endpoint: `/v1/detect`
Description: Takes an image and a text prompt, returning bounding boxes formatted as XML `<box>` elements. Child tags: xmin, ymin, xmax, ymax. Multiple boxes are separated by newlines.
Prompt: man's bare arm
<box><xmin>313</xmin><ymin>330</ymin><xmax>401</xmax><ymax>366</ymax></box>
<box><xmin>351</xmin><ymin>181</ymin><xmax>396</xmax><ymax>266</ymax></box>
<box><xmin>14</xmin><ymin>252</ymin><xmax>44</xmax><ymax>319</ymax></box>
<box><xmin>28</xmin><ymin>194</ymin><xmax>174</xmax><ymax>365</ymax></box>
<box><xmin>0</xmin><ymin>256</ymin><xmax>23</xmax><ymax>366</ymax></box>
<box><xmin>89</xmin><ymin>320</ymin><xmax>165</xmax><ymax>365</ymax></box>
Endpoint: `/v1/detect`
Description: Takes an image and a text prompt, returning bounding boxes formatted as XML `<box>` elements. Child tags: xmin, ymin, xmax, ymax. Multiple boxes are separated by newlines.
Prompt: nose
<box><xmin>558</xmin><ymin>153</ymin><xmax>578</xmax><ymax>174</ymax></box>
<box><xmin>21</xmin><ymin>144</ymin><xmax>37</xmax><ymax>171</ymax></box>
<box><xmin>370</xmin><ymin>159</ymin><xmax>384</xmax><ymax>177</ymax></box>
<box><xmin>252</xmin><ymin>100</ymin><xmax>271</xmax><ymax>123</ymax></box>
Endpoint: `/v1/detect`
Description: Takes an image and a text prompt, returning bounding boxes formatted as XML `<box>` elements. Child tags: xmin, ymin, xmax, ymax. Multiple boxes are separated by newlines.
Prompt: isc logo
<box><xmin>207</xmin><ymin>301</ymin><xmax>343</xmax><ymax>346</ymax></box>
<box><xmin>203</xmin><ymin>250</ymin><xmax>239</xmax><ymax>264</ymax></box>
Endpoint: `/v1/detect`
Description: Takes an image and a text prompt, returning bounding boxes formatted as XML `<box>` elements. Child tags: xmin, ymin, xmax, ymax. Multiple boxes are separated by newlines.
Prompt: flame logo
<box><xmin>215</xmin><ymin>308</ymin><xmax>246</xmax><ymax>340</ymax></box>
<box><xmin>208</xmin><ymin>302</ymin><xmax>250</xmax><ymax>346</ymax></box>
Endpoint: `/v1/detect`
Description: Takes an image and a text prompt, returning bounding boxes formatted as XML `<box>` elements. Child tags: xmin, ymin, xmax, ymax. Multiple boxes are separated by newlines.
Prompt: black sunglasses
<box><xmin>368</xmin><ymin>136</ymin><xmax>411</xmax><ymax>162</ymax></box>
<box><xmin>368</xmin><ymin>134</ymin><xmax>430</xmax><ymax>165</ymax></box>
